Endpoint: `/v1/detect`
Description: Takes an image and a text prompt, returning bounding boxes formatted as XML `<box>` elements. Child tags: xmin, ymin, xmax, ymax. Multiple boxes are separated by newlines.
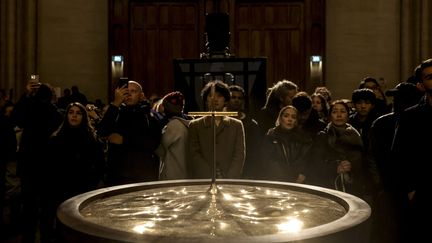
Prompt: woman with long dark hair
<box><xmin>44</xmin><ymin>102</ymin><xmax>105</xmax><ymax>242</ymax></box>
<box><xmin>305</xmin><ymin>100</ymin><xmax>367</xmax><ymax>198</ymax></box>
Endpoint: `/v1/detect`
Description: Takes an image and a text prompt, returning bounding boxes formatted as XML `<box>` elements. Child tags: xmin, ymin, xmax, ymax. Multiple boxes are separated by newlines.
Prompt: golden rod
<box><xmin>187</xmin><ymin>111</ymin><xmax>238</xmax><ymax>117</ymax></box>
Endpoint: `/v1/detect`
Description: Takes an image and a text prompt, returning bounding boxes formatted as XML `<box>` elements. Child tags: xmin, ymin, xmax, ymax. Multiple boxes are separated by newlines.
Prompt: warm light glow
<box><xmin>265</xmin><ymin>190</ymin><xmax>282</xmax><ymax>197</ymax></box>
<box><xmin>219</xmin><ymin>222</ymin><xmax>228</xmax><ymax>229</ymax></box>
<box><xmin>223</xmin><ymin>193</ymin><xmax>233</xmax><ymax>201</ymax></box>
<box><xmin>181</xmin><ymin>188</ymin><xmax>188</xmax><ymax>194</ymax></box>
<box><xmin>133</xmin><ymin>221</ymin><xmax>155</xmax><ymax>234</ymax></box>
<box><xmin>79</xmin><ymin>184</ymin><xmax>351</xmax><ymax>239</ymax></box>
<box><xmin>277</xmin><ymin>218</ymin><xmax>304</xmax><ymax>233</ymax></box>
<box><xmin>137</xmin><ymin>206</ymin><xmax>158</xmax><ymax>215</ymax></box>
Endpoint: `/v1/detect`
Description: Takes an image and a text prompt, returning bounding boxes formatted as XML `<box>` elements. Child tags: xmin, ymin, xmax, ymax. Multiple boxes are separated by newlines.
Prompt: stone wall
<box><xmin>38</xmin><ymin>0</ymin><xmax>108</xmax><ymax>103</ymax></box>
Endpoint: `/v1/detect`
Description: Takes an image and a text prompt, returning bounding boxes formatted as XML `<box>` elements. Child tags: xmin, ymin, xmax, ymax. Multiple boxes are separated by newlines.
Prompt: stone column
<box><xmin>0</xmin><ymin>0</ymin><xmax>37</xmax><ymax>101</ymax></box>
<box><xmin>400</xmin><ymin>0</ymin><xmax>432</xmax><ymax>80</ymax></box>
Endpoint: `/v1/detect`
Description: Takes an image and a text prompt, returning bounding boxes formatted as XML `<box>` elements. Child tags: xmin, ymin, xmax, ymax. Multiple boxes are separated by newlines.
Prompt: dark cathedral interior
<box><xmin>1</xmin><ymin>0</ymin><xmax>431</xmax><ymax>242</ymax></box>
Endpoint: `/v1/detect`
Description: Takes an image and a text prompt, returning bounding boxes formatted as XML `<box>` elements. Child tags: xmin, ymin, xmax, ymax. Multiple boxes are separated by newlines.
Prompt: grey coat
<box><xmin>156</xmin><ymin>117</ymin><xmax>190</xmax><ymax>180</ymax></box>
<box><xmin>187</xmin><ymin>116</ymin><xmax>245</xmax><ymax>179</ymax></box>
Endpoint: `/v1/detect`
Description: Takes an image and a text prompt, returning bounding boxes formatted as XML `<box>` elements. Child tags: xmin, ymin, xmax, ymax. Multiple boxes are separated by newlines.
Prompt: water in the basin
<box><xmin>80</xmin><ymin>184</ymin><xmax>346</xmax><ymax>238</ymax></box>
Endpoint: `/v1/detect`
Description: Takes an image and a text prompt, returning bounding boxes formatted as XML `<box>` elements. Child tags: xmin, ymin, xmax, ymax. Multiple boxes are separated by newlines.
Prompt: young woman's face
<box><xmin>312</xmin><ymin>96</ymin><xmax>323</xmax><ymax>112</ymax></box>
<box><xmin>68</xmin><ymin>105</ymin><xmax>84</xmax><ymax>128</ymax></box>
<box><xmin>330</xmin><ymin>103</ymin><xmax>348</xmax><ymax>126</ymax></box>
<box><xmin>279</xmin><ymin>107</ymin><xmax>297</xmax><ymax>130</ymax></box>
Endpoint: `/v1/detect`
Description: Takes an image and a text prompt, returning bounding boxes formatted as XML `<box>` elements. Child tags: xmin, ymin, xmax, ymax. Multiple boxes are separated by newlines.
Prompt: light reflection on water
<box><xmin>81</xmin><ymin>185</ymin><xmax>346</xmax><ymax>237</ymax></box>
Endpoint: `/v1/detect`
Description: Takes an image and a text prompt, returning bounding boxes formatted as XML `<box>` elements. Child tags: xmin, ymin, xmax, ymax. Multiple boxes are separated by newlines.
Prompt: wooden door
<box><xmin>109</xmin><ymin>0</ymin><xmax>324</xmax><ymax>97</ymax></box>
<box><xmin>129</xmin><ymin>1</ymin><xmax>201</xmax><ymax>97</ymax></box>
<box><xmin>234</xmin><ymin>1</ymin><xmax>304</xmax><ymax>89</ymax></box>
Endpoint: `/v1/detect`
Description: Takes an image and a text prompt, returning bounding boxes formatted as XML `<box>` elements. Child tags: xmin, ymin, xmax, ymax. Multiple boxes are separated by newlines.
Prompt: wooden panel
<box><xmin>234</xmin><ymin>1</ymin><xmax>311</xmax><ymax>90</ymax></box>
<box><xmin>111</xmin><ymin>26</ymin><xmax>128</xmax><ymax>51</ymax></box>
<box><xmin>160</xmin><ymin>6</ymin><xmax>170</xmax><ymax>25</ymax></box>
<box><xmin>304</xmin><ymin>0</ymin><xmax>325</xmax><ymax>90</ymax></box>
<box><xmin>290</xmin><ymin>29</ymin><xmax>302</xmax><ymax>81</ymax></box>
<box><xmin>275</xmin><ymin>30</ymin><xmax>289</xmax><ymax>79</ymax></box>
<box><xmin>171</xmin><ymin>6</ymin><xmax>183</xmax><ymax>26</ymax></box>
<box><xmin>264</xmin><ymin>6</ymin><xmax>274</xmax><ymax>25</ymax></box>
<box><xmin>290</xmin><ymin>4</ymin><xmax>302</xmax><ymax>25</ymax></box>
<box><xmin>130</xmin><ymin>29</ymin><xmax>146</xmax><ymax>80</ymax></box>
<box><xmin>263</xmin><ymin>31</ymin><xmax>273</xmax><ymax>84</ymax></box>
<box><xmin>112</xmin><ymin>0</ymin><xmax>128</xmax><ymax>23</ymax></box>
<box><xmin>237</xmin><ymin>30</ymin><xmax>249</xmax><ymax>56</ymax></box>
<box><xmin>145</xmin><ymin>29</ymin><xmax>157</xmax><ymax>93</ymax></box>
<box><xmin>275</xmin><ymin>5</ymin><xmax>289</xmax><ymax>25</ymax></box>
<box><xmin>237</xmin><ymin>6</ymin><xmax>249</xmax><ymax>25</ymax></box>
<box><xmin>184</xmin><ymin>6</ymin><xmax>196</xmax><ymax>24</ymax></box>
<box><xmin>109</xmin><ymin>0</ymin><xmax>324</xmax><ymax>97</ymax></box>
<box><xmin>129</xmin><ymin>1</ymin><xmax>200</xmax><ymax>97</ymax></box>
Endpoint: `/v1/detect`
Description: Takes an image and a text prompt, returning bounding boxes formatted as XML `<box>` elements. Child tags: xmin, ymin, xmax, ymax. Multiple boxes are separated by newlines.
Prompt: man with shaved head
<box><xmin>97</xmin><ymin>80</ymin><xmax>162</xmax><ymax>185</ymax></box>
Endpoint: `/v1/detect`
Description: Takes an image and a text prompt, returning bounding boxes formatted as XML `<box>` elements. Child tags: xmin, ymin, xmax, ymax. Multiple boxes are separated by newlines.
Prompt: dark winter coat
<box><xmin>306</xmin><ymin>123</ymin><xmax>367</xmax><ymax>197</ymax></box>
<box><xmin>258</xmin><ymin>126</ymin><xmax>312</xmax><ymax>182</ymax></box>
<box><xmin>97</xmin><ymin>101</ymin><xmax>162</xmax><ymax>185</ymax></box>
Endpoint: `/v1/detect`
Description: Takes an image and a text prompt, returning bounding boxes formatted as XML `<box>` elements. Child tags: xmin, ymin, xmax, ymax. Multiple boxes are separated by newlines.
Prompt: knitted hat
<box><xmin>162</xmin><ymin>91</ymin><xmax>185</xmax><ymax>116</ymax></box>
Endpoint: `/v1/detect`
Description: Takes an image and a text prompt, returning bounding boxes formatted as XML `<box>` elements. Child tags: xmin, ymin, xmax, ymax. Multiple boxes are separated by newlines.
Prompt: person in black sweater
<box><xmin>44</xmin><ymin>102</ymin><xmax>105</xmax><ymax>242</ymax></box>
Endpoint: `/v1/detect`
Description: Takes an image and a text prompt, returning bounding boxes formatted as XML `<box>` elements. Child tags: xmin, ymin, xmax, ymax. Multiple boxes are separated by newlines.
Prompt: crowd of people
<box><xmin>0</xmin><ymin>58</ymin><xmax>431</xmax><ymax>242</ymax></box>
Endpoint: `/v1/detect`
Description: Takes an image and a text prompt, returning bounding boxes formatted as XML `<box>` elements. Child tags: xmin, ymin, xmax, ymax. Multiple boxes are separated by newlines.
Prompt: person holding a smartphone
<box><xmin>97</xmin><ymin>79</ymin><xmax>163</xmax><ymax>186</ymax></box>
<box><xmin>27</xmin><ymin>74</ymin><xmax>41</xmax><ymax>96</ymax></box>
<box><xmin>10</xmin><ymin>76</ymin><xmax>63</xmax><ymax>243</ymax></box>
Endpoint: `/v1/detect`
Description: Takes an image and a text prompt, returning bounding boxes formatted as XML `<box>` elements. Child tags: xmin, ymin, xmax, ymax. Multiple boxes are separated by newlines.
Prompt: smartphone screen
<box><xmin>30</xmin><ymin>74</ymin><xmax>39</xmax><ymax>82</ymax></box>
<box><xmin>117</xmin><ymin>77</ymin><xmax>129</xmax><ymax>88</ymax></box>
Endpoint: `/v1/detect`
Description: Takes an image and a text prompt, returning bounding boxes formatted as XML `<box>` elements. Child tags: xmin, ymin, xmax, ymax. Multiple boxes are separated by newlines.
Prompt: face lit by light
<box><xmin>312</xmin><ymin>96</ymin><xmax>323</xmax><ymax>112</ymax></box>
<box><xmin>228</xmin><ymin>90</ymin><xmax>244</xmax><ymax>111</ymax></box>
<box><xmin>353</xmin><ymin>100</ymin><xmax>374</xmax><ymax>117</ymax></box>
<box><xmin>277</xmin><ymin>218</ymin><xmax>304</xmax><ymax>233</ymax></box>
<box><xmin>68</xmin><ymin>105</ymin><xmax>83</xmax><ymax>128</ymax></box>
<box><xmin>125</xmin><ymin>82</ymin><xmax>144</xmax><ymax>106</ymax></box>
<box><xmin>206</xmin><ymin>92</ymin><xmax>226</xmax><ymax>111</ymax></box>
<box><xmin>330</xmin><ymin>103</ymin><xmax>348</xmax><ymax>126</ymax></box>
<box><xmin>279</xmin><ymin>107</ymin><xmax>297</xmax><ymax>130</ymax></box>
